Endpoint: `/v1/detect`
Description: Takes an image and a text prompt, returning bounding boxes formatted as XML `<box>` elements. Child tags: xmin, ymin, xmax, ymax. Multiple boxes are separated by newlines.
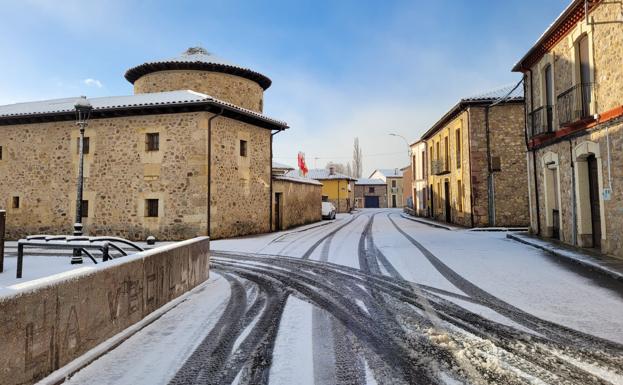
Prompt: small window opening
<box><xmin>240</xmin><ymin>140</ymin><xmax>248</xmax><ymax>157</ymax></box>
<box><xmin>146</xmin><ymin>133</ymin><xmax>160</xmax><ymax>152</ymax></box>
<box><xmin>145</xmin><ymin>199</ymin><xmax>159</xmax><ymax>217</ymax></box>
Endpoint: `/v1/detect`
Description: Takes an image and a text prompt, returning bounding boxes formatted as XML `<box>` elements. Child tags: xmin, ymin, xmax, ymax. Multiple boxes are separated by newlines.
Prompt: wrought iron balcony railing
<box><xmin>557</xmin><ymin>83</ymin><xmax>594</xmax><ymax>127</ymax></box>
<box><xmin>528</xmin><ymin>105</ymin><xmax>553</xmax><ymax>138</ymax></box>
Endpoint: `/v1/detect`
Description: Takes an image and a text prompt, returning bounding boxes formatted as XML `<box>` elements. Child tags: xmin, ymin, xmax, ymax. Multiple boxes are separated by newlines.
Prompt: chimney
<box><xmin>329</xmin><ymin>165</ymin><xmax>336</xmax><ymax>175</ymax></box>
<box><xmin>394</xmin><ymin>168</ymin><xmax>398</xmax><ymax>175</ymax></box>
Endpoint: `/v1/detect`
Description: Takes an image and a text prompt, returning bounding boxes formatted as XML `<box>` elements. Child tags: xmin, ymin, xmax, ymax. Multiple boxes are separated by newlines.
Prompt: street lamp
<box><xmin>389</xmin><ymin>133</ymin><xmax>411</xmax><ymax>161</ymax></box>
<box><xmin>72</xmin><ymin>96</ymin><xmax>93</xmax><ymax>264</ymax></box>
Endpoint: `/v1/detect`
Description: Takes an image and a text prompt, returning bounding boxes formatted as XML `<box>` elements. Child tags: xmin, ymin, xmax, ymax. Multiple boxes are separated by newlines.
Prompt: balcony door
<box><xmin>544</xmin><ymin>64</ymin><xmax>553</xmax><ymax>131</ymax></box>
<box><xmin>578</xmin><ymin>34</ymin><xmax>592</xmax><ymax>117</ymax></box>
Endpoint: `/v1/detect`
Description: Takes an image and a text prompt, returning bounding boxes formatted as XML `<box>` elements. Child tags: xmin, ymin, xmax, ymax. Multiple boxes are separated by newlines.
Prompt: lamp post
<box><xmin>72</xmin><ymin>96</ymin><xmax>93</xmax><ymax>264</ymax></box>
<box><xmin>389</xmin><ymin>133</ymin><xmax>411</xmax><ymax>162</ymax></box>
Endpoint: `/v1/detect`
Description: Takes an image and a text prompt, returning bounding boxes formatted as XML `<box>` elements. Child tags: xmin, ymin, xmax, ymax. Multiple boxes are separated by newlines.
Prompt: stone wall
<box><xmin>272</xmin><ymin>178</ymin><xmax>321</xmax><ymax>230</ymax></box>
<box><xmin>133</xmin><ymin>70</ymin><xmax>264</xmax><ymax>113</ymax></box>
<box><xmin>354</xmin><ymin>184</ymin><xmax>388</xmax><ymax>208</ymax></box>
<box><xmin>0</xmin><ymin>111</ymin><xmax>272</xmax><ymax>241</ymax></box>
<box><xmin>0</xmin><ymin>237</ymin><xmax>210</xmax><ymax>385</ymax></box>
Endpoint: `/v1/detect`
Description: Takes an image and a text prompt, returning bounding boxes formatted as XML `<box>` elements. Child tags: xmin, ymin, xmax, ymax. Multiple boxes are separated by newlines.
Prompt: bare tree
<box><xmin>346</xmin><ymin>163</ymin><xmax>353</xmax><ymax>177</ymax></box>
<box><xmin>352</xmin><ymin>137</ymin><xmax>363</xmax><ymax>178</ymax></box>
<box><xmin>325</xmin><ymin>162</ymin><xmax>347</xmax><ymax>175</ymax></box>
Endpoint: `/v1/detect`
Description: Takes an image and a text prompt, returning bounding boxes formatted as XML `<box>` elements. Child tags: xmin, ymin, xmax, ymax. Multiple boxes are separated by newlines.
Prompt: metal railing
<box><xmin>557</xmin><ymin>83</ymin><xmax>594</xmax><ymax>127</ymax></box>
<box><xmin>528</xmin><ymin>105</ymin><xmax>553</xmax><ymax>138</ymax></box>
<box><xmin>431</xmin><ymin>159</ymin><xmax>449</xmax><ymax>175</ymax></box>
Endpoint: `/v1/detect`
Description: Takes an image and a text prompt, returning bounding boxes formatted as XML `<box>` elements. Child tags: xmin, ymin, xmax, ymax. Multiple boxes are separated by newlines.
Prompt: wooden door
<box><xmin>444</xmin><ymin>180</ymin><xmax>451</xmax><ymax>223</ymax></box>
<box><xmin>587</xmin><ymin>155</ymin><xmax>601</xmax><ymax>249</ymax></box>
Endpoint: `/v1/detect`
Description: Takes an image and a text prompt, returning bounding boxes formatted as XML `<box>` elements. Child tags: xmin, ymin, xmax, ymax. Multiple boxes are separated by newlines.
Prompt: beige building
<box><xmin>354</xmin><ymin>178</ymin><xmax>387</xmax><ymax>208</ymax></box>
<box><xmin>0</xmin><ymin>47</ymin><xmax>289</xmax><ymax>240</ymax></box>
<box><xmin>422</xmin><ymin>86</ymin><xmax>529</xmax><ymax>227</ymax></box>
<box><xmin>271</xmin><ymin>163</ymin><xmax>322</xmax><ymax>231</ymax></box>
<box><xmin>297</xmin><ymin>168</ymin><xmax>355</xmax><ymax>213</ymax></box>
<box><xmin>401</xmin><ymin>165</ymin><xmax>412</xmax><ymax>208</ymax></box>
<box><xmin>410</xmin><ymin>140</ymin><xmax>428</xmax><ymax>216</ymax></box>
<box><xmin>369</xmin><ymin>169</ymin><xmax>404</xmax><ymax>208</ymax></box>
<box><xmin>513</xmin><ymin>0</ymin><xmax>623</xmax><ymax>258</ymax></box>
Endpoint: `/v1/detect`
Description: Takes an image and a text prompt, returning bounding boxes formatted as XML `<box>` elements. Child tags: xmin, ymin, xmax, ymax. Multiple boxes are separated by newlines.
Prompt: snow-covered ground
<box><xmin>49</xmin><ymin>209</ymin><xmax>623</xmax><ymax>385</ymax></box>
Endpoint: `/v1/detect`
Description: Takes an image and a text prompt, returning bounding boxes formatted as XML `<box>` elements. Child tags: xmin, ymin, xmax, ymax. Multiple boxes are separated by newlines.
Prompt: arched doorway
<box><xmin>573</xmin><ymin>141</ymin><xmax>605</xmax><ymax>250</ymax></box>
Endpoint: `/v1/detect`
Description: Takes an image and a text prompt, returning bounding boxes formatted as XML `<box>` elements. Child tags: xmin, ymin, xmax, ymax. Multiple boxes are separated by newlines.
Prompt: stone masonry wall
<box><xmin>0</xmin><ymin>111</ymin><xmax>272</xmax><ymax>241</ymax></box>
<box><xmin>134</xmin><ymin>70</ymin><xmax>264</xmax><ymax>113</ymax></box>
<box><xmin>273</xmin><ymin>179</ymin><xmax>321</xmax><ymax>230</ymax></box>
<box><xmin>0</xmin><ymin>237</ymin><xmax>209</xmax><ymax>385</ymax></box>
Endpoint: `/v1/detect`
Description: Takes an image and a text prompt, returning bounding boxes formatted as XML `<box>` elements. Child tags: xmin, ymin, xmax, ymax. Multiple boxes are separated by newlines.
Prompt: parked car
<box><xmin>321</xmin><ymin>202</ymin><xmax>336</xmax><ymax>220</ymax></box>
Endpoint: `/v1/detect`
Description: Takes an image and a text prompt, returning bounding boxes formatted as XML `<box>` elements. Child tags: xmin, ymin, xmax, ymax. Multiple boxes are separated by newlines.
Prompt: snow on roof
<box><xmin>0</xmin><ymin>90</ymin><xmax>287</xmax><ymax>128</ymax></box>
<box><xmin>274</xmin><ymin>174</ymin><xmax>322</xmax><ymax>186</ymax></box>
<box><xmin>374</xmin><ymin>169</ymin><xmax>404</xmax><ymax>178</ymax></box>
<box><xmin>272</xmin><ymin>162</ymin><xmax>294</xmax><ymax>170</ymax></box>
<box><xmin>125</xmin><ymin>47</ymin><xmax>272</xmax><ymax>90</ymax></box>
<box><xmin>288</xmin><ymin>169</ymin><xmax>355</xmax><ymax>181</ymax></box>
<box><xmin>355</xmin><ymin>178</ymin><xmax>386</xmax><ymax>186</ymax></box>
<box><xmin>462</xmin><ymin>84</ymin><xmax>524</xmax><ymax>102</ymax></box>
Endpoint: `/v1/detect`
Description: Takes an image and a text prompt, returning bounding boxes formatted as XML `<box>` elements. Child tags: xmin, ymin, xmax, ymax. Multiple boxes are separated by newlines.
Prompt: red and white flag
<box><xmin>297</xmin><ymin>152</ymin><xmax>308</xmax><ymax>176</ymax></box>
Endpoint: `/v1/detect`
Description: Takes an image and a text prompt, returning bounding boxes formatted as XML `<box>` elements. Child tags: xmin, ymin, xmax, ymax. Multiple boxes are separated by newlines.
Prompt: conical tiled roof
<box><xmin>125</xmin><ymin>47</ymin><xmax>272</xmax><ymax>90</ymax></box>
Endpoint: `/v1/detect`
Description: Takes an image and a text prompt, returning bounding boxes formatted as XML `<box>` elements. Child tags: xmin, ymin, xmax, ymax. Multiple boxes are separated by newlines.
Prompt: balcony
<box><xmin>528</xmin><ymin>105</ymin><xmax>553</xmax><ymax>138</ymax></box>
<box><xmin>557</xmin><ymin>83</ymin><xmax>594</xmax><ymax>127</ymax></box>
<box><xmin>431</xmin><ymin>159</ymin><xmax>449</xmax><ymax>175</ymax></box>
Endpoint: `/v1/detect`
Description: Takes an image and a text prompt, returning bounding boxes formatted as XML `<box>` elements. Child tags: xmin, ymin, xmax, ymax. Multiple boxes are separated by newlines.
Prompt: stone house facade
<box><xmin>421</xmin><ymin>86</ymin><xmax>529</xmax><ymax>227</ymax></box>
<box><xmin>369</xmin><ymin>169</ymin><xmax>404</xmax><ymax>208</ymax></box>
<box><xmin>0</xmin><ymin>48</ymin><xmax>288</xmax><ymax>241</ymax></box>
<box><xmin>298</xmin><ymin>168</ymin><xmax>355</xmax><ymax>213</ymax></box>
<box><xmin>271</xmin><ymin>163</ymin><xmax>322</xmax><ymax>230</ymax></box>
<box><xmin>401</xmin><ymin>165</ymin><xmax>412</xmax><ymax>208</ymax></box>
<box><xmin>354</xmin><ymin>178</ymin><xmax>387</xmax><ymax>208</ymax></box>
<box><xmin>513</xmin><ymin>0</ymin><xmax>623</xmax><ymax>259</ymax></box>
<box><xmin>410</xmin><ymin>140</ymin><xmax>429</xmax><ymax>216</ymax></box>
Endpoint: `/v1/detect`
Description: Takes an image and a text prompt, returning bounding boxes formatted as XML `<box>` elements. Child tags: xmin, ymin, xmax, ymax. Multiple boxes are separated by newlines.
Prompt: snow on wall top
<box><xmin>355</xmin><ymin>178</ymin><xmax>386</xmax><ymax>186</ymax></box>
<box><xmin>462</xmin><ymin>84</ymin><xmax>524</xmax><ymax>102</ymax></box>
<box><xmin>0</xmin><ymin>90</ymin><xmax>287</xmax><ymax>128</ymax></box>
<box><xmin>125</xmin><ymin>47</ymin><xmax>272</xmax><ymax>90</ymax></box>
<box><xmin>373</xmin><ymin>169</ymin><xmax>404</xmax><ymax>178</ymax></box>
<box><xmin>288</xmin><ymin>169</ymin><xmax>356</xmax><ymax>181</ymax></box>
<box><xmin>272</xmin><ymin>162</ymin><xmax>295</xmax><ymax>170</ymax></box>
<box><xmin>274</xmin><ymin>174</ymin><xmax>323</xmax><ymax>186</ymax></box>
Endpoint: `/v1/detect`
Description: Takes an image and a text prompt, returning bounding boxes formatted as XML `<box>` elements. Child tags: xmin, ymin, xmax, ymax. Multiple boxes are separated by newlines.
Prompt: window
<box><xmin>240</xmin><ymin>140</ymin><xmax>248</xmax><ymax>157</ymax></box>
<box><xmin>422</xmin><ymin>150</ymin><xmax>426</xmax><ymax>178</ymax></box>
<box><xmin>77</xmin><ymin>137</ymin><xmax>90</xmax><ymax>154</ymax></box>
<box><xmin>12</xmin><ymin>196</ymin><xmax>19</xmax><ymax>209</ymax></box>
<box><xmin>455</xmin><ymin>129</ymin><xmax>461</xmax><ymax>169</ymax></box>
<box><xmin>457</xmin><ymin>180</ymin><xmax>463</xmax><ymax>212</ymax></box>
<box><xmin>429</xmin><ymin>146</ymin><xmax>433</xmax><ymax>174</ymax></box>
<box><xmin>436</xmin><ymin>142</ymin><xmax>440</xmax><ymax>161</ymax></box>
<box><xmin>145</xmin><ymin>133</ymin><xmax>160</xmax><ymax>151</ymax></box>
<box><xmin>578</xmin><ymin>34</ymin><xmax>592</xmax><ymax>117</ymax></box>
<box><xmin>0</xmin><ymin>145</ymin><xmax>3</xmax><ymax>160</ymax></box>
<box><xmin>145</xmin><ymin>199</ymin><xmax>159</xmax><ymax>217</ymax></box>
<box><xmin>322</xmin><ymin>195</ymin><xmax>329</xmax><ymax>202</ymax></box>
<box><xmin>392</xmin><ymin>180</ymin><xmax>397</xmax><ymax>188</ymax></box>
<box><xmin>81</xmin><ymin>200</ymin><xmax>89</xmax><ymax>218</ymax></box>
<box><xmin>368</xmin><ymin>187</ymin><xmax>374</xmax><ymax>194</ymax></box>
<box><xmin>444</xmin><ymin>137</ymin><xmax>449</xmax><ymax>169</ymax></box>
<box><xmin>544</xmin><ymin>64</ymin><xmax>554</xmax><ymax>131</ymax></box>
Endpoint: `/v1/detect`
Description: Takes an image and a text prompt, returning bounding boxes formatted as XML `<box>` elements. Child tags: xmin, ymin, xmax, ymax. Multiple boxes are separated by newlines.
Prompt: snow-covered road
<box><xmin>64</xmin><ymin>209</ymin><xmax>623</xmax><ymax>385</ymax></box>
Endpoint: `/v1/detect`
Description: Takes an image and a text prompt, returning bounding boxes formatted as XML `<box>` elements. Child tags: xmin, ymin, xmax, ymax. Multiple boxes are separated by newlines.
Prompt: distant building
<box><xmin>421</xmin><ymin>86</ymin><xmax>528</xmax><ymax>227</ymax></box>
<box><xmin>513</xmin><ymin>0</ymin><xmax>623</xmax><ymax>258</ymax></box>
<box><xmin>354</xmin><ymin>178</ymin><xmax>387</xmax><ymax>208</ymax></box>
<box><xmin>271</xmin><ymin>163</ymin><xmax>322</xmax><ymax>231</ymax></box>
<box><xmin>292</xmin><ymin>166</ymin><xmax>355</xmax><ymax>213</ymax></box>
<box><xmin>401</xmin><ymin>165</ymin><xmax>412</xmax><ymax>209</ymax></box>
<box><xmin>0</xmin><ymin>47</ymin><xmax>288</xmax><ymax>240</ymax></box>
<box><xmin>410</xmin><ymin>140</ymin><xmax>428</xmax><ymax>216</ymax></box>
<box><xmin>369</xmin><ymin>169</ymin><xmax>404</xmax><ymax>208</ymax></box>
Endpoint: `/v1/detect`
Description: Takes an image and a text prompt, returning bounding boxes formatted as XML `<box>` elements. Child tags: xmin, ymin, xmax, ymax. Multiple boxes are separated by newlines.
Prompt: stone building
<box><xmin>513</xmin><ymin>0</ymin><xmax>623</xmax><ymax>258</ymax></box>
<box><xmin>401</xmin><ymin>165</ymin><xmax>413</xmax><ymax>208</ymax></box>
<box><xmin>0</xmin><ymin>47</ymin><xmax>289</xmax><ymax>240</ymax></box>
<box><xmin>354</xmin><ymin>178</ymin><xmax>387</xmax><ymax>208</ymax></box>
<box><xmin>296</xmin><ymin>167</ymin><xmax>355</xmax><ymax>213</ymax></box>
<box><xmin>369</xmin><ymin>169</ymin><xmax>404</xmax><ymax>208</ymax></box>
<box><xmin>271</xmin><ymin>162</ymin><xmax>322</xmax><ymax>230</ymax></box>
<box><xmin>421</xmin><ymin>86</ymin><xmax>529</xmax><ymax>227</ymax></box>
<box><xmin>410</xmin><ymin>140</ymin><xmax>429</xmax><ymax>216</ymax></box>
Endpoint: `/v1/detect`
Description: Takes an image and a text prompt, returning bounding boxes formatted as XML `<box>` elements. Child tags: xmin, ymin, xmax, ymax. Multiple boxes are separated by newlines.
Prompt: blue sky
<box><xmin>0</xmin><ymin>0</ymin><xmax>569</xmax><ymax>175</ymax></box>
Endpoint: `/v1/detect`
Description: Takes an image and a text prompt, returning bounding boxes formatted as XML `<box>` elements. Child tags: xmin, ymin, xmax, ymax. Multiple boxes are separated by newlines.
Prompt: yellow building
<box><xmin>297</xmin><ymin>167</ymin><xmax>355</xmax><ymax>213</ymax></box>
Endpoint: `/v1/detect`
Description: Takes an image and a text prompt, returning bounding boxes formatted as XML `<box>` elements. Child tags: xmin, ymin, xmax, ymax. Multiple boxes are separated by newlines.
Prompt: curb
<box><xmin>36</xmin><ymin>276</ymin><xmax>218</xmax><ymax>385</ymax></box>
<box><xmin>399</xmin><ymin>214</ymin><xmax>454</xmax><ymax>231</ymax></box>
<box><xmin>506</xmin><ymin>233</ymin><xmax>623</xmax><ymax>282</ymax></box>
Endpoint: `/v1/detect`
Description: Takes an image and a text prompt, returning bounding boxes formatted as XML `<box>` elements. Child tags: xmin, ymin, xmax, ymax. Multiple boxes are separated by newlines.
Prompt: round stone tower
<box><xmin>125</xmin><ymin>47</ymin><xmax>271</xmax><ymax>113</ymax></box>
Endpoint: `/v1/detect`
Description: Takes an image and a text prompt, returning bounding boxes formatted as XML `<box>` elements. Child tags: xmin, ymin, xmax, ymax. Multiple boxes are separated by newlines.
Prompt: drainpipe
<box><xmin>570</xmin><ymin>140</ymin><xmax>577</xmax><ymax>245</ymax></box>
<box><xmin>467</xmin><ymin>108</ymin><xmax>475</xmax><ymax>227</ymax></box>
<box><xmin>207</xmin><ymin>108</ymin><xmax>224</xmax><ymax>238</ymax></box>
<box><xmin>529</xmin><ymin>69</ymin><xmax>541</xmax><ymax>235</ymax></box>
